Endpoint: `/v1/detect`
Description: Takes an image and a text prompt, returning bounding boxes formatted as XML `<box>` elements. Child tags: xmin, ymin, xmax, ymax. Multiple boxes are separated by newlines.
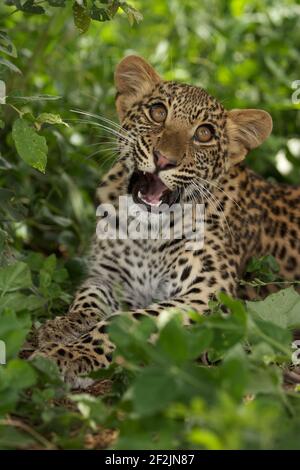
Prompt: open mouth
<box><xmin>128</xmin><ymin>170</ymin><xmax>179</xmax><ymax>211</ymax></box>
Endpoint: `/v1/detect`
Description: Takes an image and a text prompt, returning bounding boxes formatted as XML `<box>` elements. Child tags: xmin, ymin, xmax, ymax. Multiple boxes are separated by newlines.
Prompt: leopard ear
<box><xmin>115</xmin><ymin>55</ymin><xmax>161</xmax><ymax>120</ymax></box>
<box><xmin>226</xmin><ymin>109</ymin><xmax>273</xmax><ymax>166</ymax></box>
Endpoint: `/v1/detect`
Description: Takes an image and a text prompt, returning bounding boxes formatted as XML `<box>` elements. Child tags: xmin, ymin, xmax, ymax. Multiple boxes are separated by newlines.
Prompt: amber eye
<box><xmin>194</xmin><ymin>124</ymin><xmax>214</xmax><ymax>143</ymax></box>
<box><xmin>149</xmin><ymin>103</ymin><xmax>167</xmax><ymax>123</ymax></box>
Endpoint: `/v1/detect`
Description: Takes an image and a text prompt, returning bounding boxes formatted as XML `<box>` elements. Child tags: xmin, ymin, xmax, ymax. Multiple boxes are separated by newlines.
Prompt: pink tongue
<box><xmin>141</xmin><ymin>174</ymin><xmax>167</xmax><ymax>204</ymax></box>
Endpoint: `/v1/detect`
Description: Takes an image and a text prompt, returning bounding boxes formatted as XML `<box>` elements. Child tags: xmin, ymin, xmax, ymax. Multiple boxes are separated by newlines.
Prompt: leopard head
<box><xmin>115</xmin><ymin>55</ymin><xmax>273</xmax><ymax>209</ymax></box>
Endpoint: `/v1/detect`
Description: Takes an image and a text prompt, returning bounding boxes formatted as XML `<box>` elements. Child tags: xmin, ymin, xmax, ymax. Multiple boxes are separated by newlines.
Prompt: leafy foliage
<box><xmin>0</xmin><ymin>0</ymin><xmax>300</xmax><ymax>450</ymax></box>
<box><xmin>1</xmin><ymin>275</ymin><xmax>300</xmax><ymax>449</ymax></box>
<box><xmin>5</xmin><ymin>0</ymin><xmax>142</xmax><ymax>31</ymax></box>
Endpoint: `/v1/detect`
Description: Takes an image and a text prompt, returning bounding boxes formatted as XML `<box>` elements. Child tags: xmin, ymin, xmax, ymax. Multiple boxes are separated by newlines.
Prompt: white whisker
<box><xmin>197</xmin><ymin>176</ymin><xmax>242</xmax><ymax>211</ymax></box>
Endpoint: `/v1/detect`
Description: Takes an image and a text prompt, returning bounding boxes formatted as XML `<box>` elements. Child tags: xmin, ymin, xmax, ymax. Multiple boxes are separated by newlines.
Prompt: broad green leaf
<box><xmin>5</xmin><ymin>358</ymin><xmax>37</xmax><ymax>389</ymax></box>
<box><xmin>250</xmin><ymin>318</ymin><xmax>292</xmax><ymax>356</ymax></box>
<box><xmin>220</xmin><ymin>344</ymin><xmax>248</xmax><ymax>400</ymax></box>
<box><xmin>247</xmin><ymin>365</ymin><xmax>283</xmax><ymax>396</ymax></box>
<box><xmin>0</xmin><ymin>292</ymin><xmax>45</xmax><ymax>313</ymax></box>
<box><xmin>31</xmin><ymin>356</ymin><xmax>62</xmax><ymax>385</ymax></box>
<box><xmin>206</xmin><ymin>293</ymin><xmax>247</xmax><ymax>356</ymax></box>
<box><xmin>186</xmin><ymin>327</ymin><xmax>213</xmax><ymax>360</ymax></box>
<box><xmin>109</xmin><ymin>315</ymin><xmax>155</xmax><ymax>364</ymax></box>
<box><xmin>0</xmin><ymin>309</ymin><xmax>32</xmax><ymax>358</ymax></box>
<box><xmin>247</xmin><ymin>287</ymin><xmax>300</xmax><ymax>329</ymax></box>
<box><xmin>25</xmin><ymin>252</ymin><xmax>45</xmax><ymax>271</ymax></box>
<box><xmin>12</xmin><ymin>118</ymin><xmax>48</xmax><ymax>173</ymax></box>
<box><xmin>132</xmin><ymin>366</ymin><xmax>179</xmax><ymax>415</ymax></box>
<box><xmin>157</xmin><ymin>317</ymin><xmax>189</xmax><ymax>364</ymax></box>
<box><xmin>0</xmin><ymin>261</ymin><xmax>32</xmax><ymax>294</ymax></box>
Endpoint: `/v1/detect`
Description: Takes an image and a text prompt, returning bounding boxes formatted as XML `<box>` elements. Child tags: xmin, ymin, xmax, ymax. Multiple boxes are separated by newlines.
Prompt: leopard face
<box><xmin>115</xmin><ymin>56</ymin><xmax>272</xmax><ymax>210</ymax></box>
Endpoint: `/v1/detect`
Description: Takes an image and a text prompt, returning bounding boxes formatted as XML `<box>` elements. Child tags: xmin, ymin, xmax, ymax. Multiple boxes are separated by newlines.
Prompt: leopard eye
<box><xmin>149</xmin><ymin>103</ymin><xmax>167</xmax><ymax>123</ymax></box>
<box><xmin>194</xmin><ymin>124</ymin><xmax>214</xmax><ymax>143</ymax></box>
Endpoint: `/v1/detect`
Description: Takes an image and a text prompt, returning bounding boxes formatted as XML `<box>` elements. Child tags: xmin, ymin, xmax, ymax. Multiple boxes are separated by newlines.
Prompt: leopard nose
<box><xmin>154</xmin><ymin>150</ymin><xmax>177</xmax><ymax>170</ymax></box>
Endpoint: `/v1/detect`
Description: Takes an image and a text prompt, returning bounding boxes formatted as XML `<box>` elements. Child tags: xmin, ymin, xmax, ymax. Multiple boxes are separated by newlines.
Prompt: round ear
<box><xmin>226</xmin><ymin>109</ymin><xmax>273</xmax><ymax>166</ymax></box>
<box><xmin>115</xmin><ymin>55</ymin><xmax>161</xmax><ymax>120</ymax></box>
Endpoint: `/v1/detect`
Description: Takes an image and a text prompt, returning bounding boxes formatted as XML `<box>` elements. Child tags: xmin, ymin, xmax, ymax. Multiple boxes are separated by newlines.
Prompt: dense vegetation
<box><xmin>0</xmin><ymin>0</ymin><xmax>300</xmax><ymax>450</ymax></box>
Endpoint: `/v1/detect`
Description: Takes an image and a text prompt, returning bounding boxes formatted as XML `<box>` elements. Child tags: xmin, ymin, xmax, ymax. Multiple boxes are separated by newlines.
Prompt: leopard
<box><xmin>29</xmin><ymin>55</ymin><xmax>300</xmax><ymax>388</ymax></box>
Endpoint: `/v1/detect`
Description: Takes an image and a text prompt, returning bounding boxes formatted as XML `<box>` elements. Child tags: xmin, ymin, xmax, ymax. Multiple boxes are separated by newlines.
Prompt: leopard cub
<box><xmin>30</xmin><ymin>56</ymin><xmax>300</xmax><ymax>387</ymax></box>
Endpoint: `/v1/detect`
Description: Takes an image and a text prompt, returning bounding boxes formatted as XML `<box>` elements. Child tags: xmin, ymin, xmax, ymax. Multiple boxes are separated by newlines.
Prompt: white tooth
<box><xmin>138</xmin><ymin>191</ymin><xmax>142</xmax><ymax>198</ymax></box>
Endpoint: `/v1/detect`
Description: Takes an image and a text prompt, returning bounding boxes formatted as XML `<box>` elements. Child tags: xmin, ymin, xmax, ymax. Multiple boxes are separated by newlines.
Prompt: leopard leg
<box><xmin>31</xmin><ymin>318</ymin><xmax>114</xmax><ymax>388</ymax></box>
<box><xmin>35</xmin><ymin>277</ymin><xmax>124</xmax><ymax>347</ymax></box>
<box><xmin>32</xmin><ymin>272</ymin><xmax>237</xmax><ymax>388</ymax></box>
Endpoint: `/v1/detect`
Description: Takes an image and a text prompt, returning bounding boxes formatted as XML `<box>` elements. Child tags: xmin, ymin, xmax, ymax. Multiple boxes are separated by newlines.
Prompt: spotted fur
<box><xmin>30</xmin><ymin>56</ymin><xmax>300</xmax><ymax>387</ymax></box>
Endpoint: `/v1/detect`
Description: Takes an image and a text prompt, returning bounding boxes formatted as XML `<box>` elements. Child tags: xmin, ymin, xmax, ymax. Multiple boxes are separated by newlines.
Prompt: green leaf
<box><xmin>186</xmin><ymin>327</ymin><xmax>213</xmax><ymax>360</ymax></box>
<box><xmin>219</xmin><ymin>344</ymin><xmax>248</xmax><ymax>400</ymax></box>
<box><xmin>132</xmin><ymin>366</ymin><xmax>179</xmax><ymax>415</ymax></box>
<box><xmin>157</xmin><ymin>317</ymin><xmax>189</xmax><ymax>365</ymax></box>
<box><xmin>109</xmin><ymin>315</ymin><xmax>156</xmax><ymax>364</ymax></box>
<box><xmin>36</xmin><ymin>113</ymin><xmax>69</xmax><ymax>129</ymax></box>
<box><xmin>12</xmin><ymin>118</ymin><xmax>48</xmax><ymax>173</ymax></box>
<box><xmin>245</xmin><ymin>255</ymin><xmax>280</xmax><ymax>283</ymax></box>
<box><xmin>8</xmin><ymin>93</ymin><xmax>61</xmax><ymax>102</ymax></box>
<box><xmin>0</xmin><ymin>425</ymin><xmax>35</xmax><ymax>450</ymax></box>
<box><xmin>0</xmin><ymin>309</ymin><xmax>32</xmax><ymax>358</ymax></box>
<box><xmin>247</xmin><ymin>287</ymin><xmax>300</xmax><ymax>329</ymax></box>
<box><xmin>246</xmin><ymin>255</ymin><xmax>279</xmax><ymax>274</ymax></box>
<box><xmin>120</xmin><ymin>3</ymin><xmax>143</xmax><ymax>25</ymax></box>
<box><xmin>0</xmin><ymin>31</ymin><xmax>17</xmax><ymax>58</ymax></box>
<box><xmin>89</xmin><ymin>5</ymin><xmax>111</xmax><ymax>22</ymax></box>
<box><xmin>71</xmin><ymin>394</ymin><xmax>106</xmax><ymax>423</ymax></box>
<box><xmin>73</xmin><ymin>2</ymin><xmax>91</xmax><ymax>33</ymax></box>
<box><xmin>14</xmin><ymin>0</ymin><xmax>45</xmax><ymax>14</ymax></box>
<box><xmin>0</xmin><ymin>57</ymin><xmax>21</xmax><ymax>74</ymax></box>
<box><xmin>206</xmin><ymin>293</ymin><xmax>247</xmax><ymax>357</ymax></box>
<box><xmin>0</xmin><ymin>292</ymin><xmax>45</xmax><ymax>313</ymax></box>
<box><xmin>4</xmin><ymin>358</ymin><xmax>37</xmax><ymax>390</ymax></box>
<box><xmin>42</xmin><ymin>254</ymin><xmax>57</xmax><ymax>275</ymax></box>
<box><xmin>247</xmin><ymin>365</ymin><xmax>283</xmax><ymax>396</ymax></box>
<box><xmin>31</xmin><ymin>356</ymin><xmax>63</xmax><ymax>385</ymax></box>
<box><xmin>0</xmin><ymin>261</ymin><xmax>32</xmax><ymax>295</ymax></box>
<box><xmin>251</xmin><ymin>318</ymin><xmax>292</xmax><ymax>356</ymax></box>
